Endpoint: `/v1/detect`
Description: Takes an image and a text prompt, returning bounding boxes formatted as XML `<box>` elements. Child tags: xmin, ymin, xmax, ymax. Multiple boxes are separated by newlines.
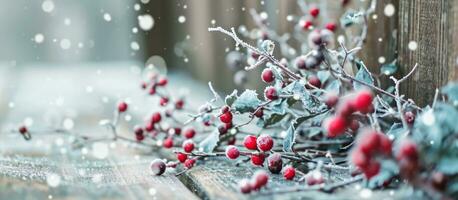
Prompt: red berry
<box><xmin>141</xmin><ymin>81</ymin><xmax>148</xmax><ymax>89</ymax></box>
<box><xmin>157</xmin><ymin>77</ymin><xmax>168</xmax><ymax>86</ymax></box>
<box><xmin>134</xmin><ymin>125</ymin><xmax>144</xmax><ymax>136</ymax></box>
<box><xmin>302</xmin><ymin>20</ymin><xmax>313</xmax><ymax>30</ymax></box>
<box><xmin>359</xmin><ymin>130</ymin><xmax>381</xmax><ymax>155</ymax></box>
<box><xmin>352</xmin><ymin>90</ymin><xmax>373</xmax><ymax>113</ymax></box>
<box><xmin>149</xmin><ymin>87</ymin><xmax>156</xmax><ymax>95</ymax></box>
<box><xmin>364</xmin><ymin>161</ymin><xmax>381</xmax><ymax>179</ymax></box>
<box><xmin>404</xmin><ymin>111</ymin><xmax>415</xmax><ymax>125</ymax></box>
<box><xmin>151</xmin><ymin>112</ymin><xmax>162</xmax><ymax>123</ymax></box>
<box><xmin>325</xmin><ymin>22</ymin><xmax>337</xmax><ymax>32</ymax></box>
<box><xmin>351</xmin><ymin>150</ymin><xmax>369</xmax><ymax>169</ymax></box>
<box><xmin>218</xmin><ymin>124</ymin><xmax>228</xmax><ymax>135</ymax></box>
<box><xmin>19</xmin><ymin>126</ymin><xmax>27</xmax><ymax>134</ymax></box>
<box><xmin>308</xmin><ymin>75</ymin><xmax>322</xmax><ymax>88</ymax></box>
<box><xmin>163</xmin><ymin>137</ymin><xmax>173</xmax><ymax>148</ymax></box>
<box><xmin>254</xmin><ymin>108</ymin><xmax>264</xmax><ymax>118</ymax></box>
<box><xmin>159</xmin><ymin>97</ymin><xmax>169</xmax><ymax>106</ymax></box>
<box><xmin>150</xmin><ymin>159</ymin><xmax>166</xmax><ymax>175</ymax></box>
<box><xmin>184</xmin><ymin>158</ymin><xmax>196</xmax><ymax>169</ymax></box>
<box><xmin>310</xmin><ymin>7</ymin><xmax>320</xmax><ymax>17</ymax></box>
<box><xmin>296</xmin><ymin>58</ymin><xmax>306</xmax><ymax>69</ymax></box>
<box><xmin>397</xmin><ymin>140</ymin><xmax>418</xmax><ymax>161</ymax></box>
<box><xmin>225</xmin><ymin>122</ymin><xmax>233</xmax><ymax>129</ymax></box>
<box><xmin>267</xmin><ymin>153</ymin><xmax>283</xmax><ymax>174</ymax></box>
<box><xmin>145</xmin><ymin>122</ymin><xmax>154</xmax><ymax>132</ymax></box>
<box><xmin>324</xmin><ymin>94</ymin><xmax>339</xmax><ymax>108</ymax></box>
<box><xmin>336</xmin><ymin>99</ymin><xmax>355</xmax><ymax>117</ymax></box>
<box><xmin>251</xmin><ymin>153</ymin><xmax>266</xmax><ymax>166</ymax></box>
<box><xmin>349</xmin><ymin>119</ymin><xmax>360</xmax><ymax>132</ymax></box>
<box><xmin>117</xmin><ymin>102</ymin><xmax>128</xmax><ymax>112</ymax></box>
<box><xmin>325</xmin><ymin>116</ymin><xmax>347</xmax><ymax>138</ymax></box>
<box><xmin>261</xmin><ymin>68</ymin><xmax>275</xmax><ymax>83</ymax></box>
<box><xmin>251</xmin><ymin>52</ymin><xmax>260</xmax><ymax>59</ymax></box>
<box><xmin>171</xmin><ymin>127</ymin><xmax>181</xmax><ymax>135</ymax></box>
<box><xmin>177</xmin><ymin>153</ymin><xmax>188</xmax><ymax>163</ymax></box>
<box><xmin>283</xmin><ymin>166</ymin><xmax>296</xmax><ymax>180</ymax></box>
<box><xmin>136</xmin><ymin>134</ymin><xmax>145</xmax><ymax>141</ymax></box>
<box><xmin>225</xmin><ymin>145</ymin><xmax>240</xmax><ymax>160</ymax></box>
<box><xmin>342</xmin><ymin>0</ymin><xmax>351</xmax><ymax>6</ymax></box>
<box><xmin>257</xmin><ymin>134</ymin><xmax>274</xmax><ymax>152</ymax></box>
<box><xmin>182</xmin><ymin>140</ymin><xmax>195</xmax><ymax>153</ymax></box>
<box><xmin>252</xmin><ymin>170</ymin><xmax>269</xmax><ymax>189</ymax></box>
<box><xmin>227</xmin><ymin>136</ymin><xmax>236</xmax><ymax>145</ymax></box>
<box><xmin>184</xmin><ymin>127</ymin><xmax>196</xmax><ymax>139</ymax></box>
<box><xmin>264</xmin><ymin>86</ymin><xmax>278</xmax><ymax>100</ymax></box>
<box><xmin>379</xmin><ymin>134</ymin><xmax>392</xmax><ymax>155</ymax></box>
<box><xmin>219</xmin><ymin>112</ymin><xmax>233</xmax><ymax>124</ymax></box>
<box><xmin>243</xmin><ymin>135</ymin><xmax>258</xmax><ymax>150</ymax></box>
<box><xmin>239</xmin><ymin>179</ymin><xmax>252</xmax><ymax>194</ymax></box>
<box><xmin>175</xmin><ymin>99</ymin><xmax>184</xmax><ymax>110</ymax></box>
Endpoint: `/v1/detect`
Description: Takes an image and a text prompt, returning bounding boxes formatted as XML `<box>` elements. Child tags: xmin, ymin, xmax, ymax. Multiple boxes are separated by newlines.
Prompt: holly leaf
<box><xmin>380</xmin><ymin>62</ymin><xmax>398</xmax><ymax>76</ymax></box>
<box><xmin>232</xmin><ymin>89</ymin><xmax>261</xmax><ymax>113</ymax></box>
<box><xmin>326</xmin><ymin>80</ymin><xmax>341</xmax><ymax>95</ymax></box>
<box><xmin>283</xmin><ymin>125</ymin><xmax>296</xmax><ymax>152</ymax></box>
<box><xmin>354</xmin><ymin>61</ymin><xmax>374</xmax><ymax>90</ymax></box>
<box><xmin>340</xmin><ymin>10</ymin><xmax>363</xmax><ymax>27</ymax></box>
<box><xmin>257</xmin><ymin>113</ymin><xmax>287</xmax><ymax>128</ymax></box>
<box><xmin>199</xmin><ymin>130</ymin><xmax>219</xmax><ymax>153</ymax></box>
<box><xmin>225</xmin><ymin>89</ymin><xmax>238</xmax><ymax>106</ymax></box>
<box><xmin>442</xmin><ymin>82</ymin><xmax>458</xmax><ymax>106</ymax></box>
<box><xmin>317</xmin><ymin>71</ymin><xmax>331</xmax><ymax>84</ymax></box>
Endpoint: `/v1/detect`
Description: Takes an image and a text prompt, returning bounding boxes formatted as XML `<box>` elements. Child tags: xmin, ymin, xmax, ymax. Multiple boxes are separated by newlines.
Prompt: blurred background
<box><xmin>0</xmin><ymin>0</ymin><xmax>395</xmax><ymax>93</ymax></box>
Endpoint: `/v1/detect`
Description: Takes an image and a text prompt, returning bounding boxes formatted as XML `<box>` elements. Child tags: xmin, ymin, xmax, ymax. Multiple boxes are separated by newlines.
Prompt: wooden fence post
<box><xmin>398</xmin><ymin>0</ymin><xmax>458</xmax><ymax>106</ymax></box>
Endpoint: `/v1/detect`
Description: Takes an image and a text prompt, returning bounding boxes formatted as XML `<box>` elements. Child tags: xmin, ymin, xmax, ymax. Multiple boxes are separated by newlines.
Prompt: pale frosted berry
<box><xmin>175</xmin><ymin>99</ymin><xmax>184</xmax><ymax>110</ymax></box>
<box><xmin>182</xmin><ymin>140</ymin><xmax>195</xmax><ymax>153</ymax></box>
<box><xmin>243</xmin><ymin>135</ymin><xmax>258</xmax><ymax>150</ymax></box>
<box><xmin>283</xmin><ymin>166</ymin><xmax>296</xmax><ymax>180</ymax></box>
<box><xmin>296</xmin><ymin>58</ymin><xmax>306</xmax><ymax>69</ymax></box>
<box><xmin>118</xmin><ymin>101</ymin><xmax>128</xmax><ymax>112</ymax></box>
<box><xmin>184</xmin><ymin>127</ymin><xmax>196</xmax><ymax>139</ymax></box>
<box><xmin>177</xmin><ymin>152</ymin><xmax>188</xmax><ymax>163</ymax></box>
<box><xmin>150</xmin><ymin>159</ymin><xmax>166</xmax><ymax>176</ymax></box>
<box><xmin>257</xmin><ymin>134</ymin><xmax>274</xmax><ymax>152</ymax></box>
<box><xmin>261</xmin><ymin>68</ymin><xmax>275</xmax><ymax>83</ymax></box>
<box><xmin>267</xmin><ymin>153</ymin><xmax>283</xmax><ymax>174</ymax></box>
<box><xmin>184</xmin><ymin>158</ymin><xmax>196</xmax><ymax>169</ymax></box>
<box><xmin>264</xmin><ymin>86</ymin><xmax>279</xmax><ymax>100</ymax></box>
<box><xmin>225</xmin><ymin>145</ymin><xmax>240</xmax><ymax>160</ymax></box>
<box><xmin>325</xmin><ymin>94</ymin><xmax>339</xmax><ymax>108</ymax></box>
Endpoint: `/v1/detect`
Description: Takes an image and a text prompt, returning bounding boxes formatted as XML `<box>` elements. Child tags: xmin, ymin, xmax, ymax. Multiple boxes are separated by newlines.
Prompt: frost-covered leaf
<box><xmin>437</xmin><ymin>157</ymin><xmax>458</xmax><ymax>175</ymax></box>
<box><xmin>257</xmin><ymin>113</ymin><xmax>287</xmax><ymax>128</ymax></box>
<box><xmin>368</xmin><ymin>159</ymin><xmax>399</xmax><ymax>188</ymax></box>
<box><xmin>340</xmin><ymin>10</ymin><xmax>363</xmax><ymax>27</ymax></box>
<box><xmin>225</xmin><ymin>89</ymin><xmax>238</xmax><ymax>106</ymax></box>
<box><xmin>199</xmin><ymin>130</ymin><xmax>219</xmax><ymax>153</ymax></box>
<box><xmin>380</xmin><ymin>62</ymin><xmax>398</xmax><ymax>76</ymax></box>
<box><xmin>317</xmin><ymin>71</ymin><xmax>331</xmax><ymax>84</ymax></box>
<box><xmin>232</xmin><ymin>90</ymin><xmax>261</xmax><ymax>113</ymax></box>
<box><xmin>442</xmin><ymin>82</ymin><xmax>458</xmax><ymax>106</ymax></box>
<box><xmin>283</xmin><ymin>125</ymin><xmax>295</xmax><ymax>152</ymax></box>
<box><xmin>354</xmin><ymin>61</ymin><xmax>374</xmax><ymax>90</ymax></box>
<box><xmin>326</xmin><ymin>80</ymin><xmax>341</xmax><ymax>95</ymax></box>
<box><xmin>270</xmin><ymin>99</ymin><xmax>288</xmax><ymax>115</ymax></box>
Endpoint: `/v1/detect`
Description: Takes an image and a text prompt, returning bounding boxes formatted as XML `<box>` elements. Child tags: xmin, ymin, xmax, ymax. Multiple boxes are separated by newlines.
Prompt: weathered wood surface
<box><xmin>0</xmin><ymin>64</ymin><xmax>199</xmax><ymax>200</ymax></box>
<box><xmin>398</xmin><ymin>0</ymin><xmax>458</xmax><ymax>106</ymax></box>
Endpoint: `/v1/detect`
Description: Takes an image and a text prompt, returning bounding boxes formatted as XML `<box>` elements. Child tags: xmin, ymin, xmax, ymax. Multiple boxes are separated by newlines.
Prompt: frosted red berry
<box><xmin>252</xmin><ymin>170</ymin><xmax>269</xmax><ymax>189</ymax></box>
<box><xmin>221</xmin><ymin>105</ymin><xmax>230</xmax><ymax>114</ymax></box>
<box><xmin>19</xmin><ymin>125</ymin><xmax>27</xmax><ymax>134</ymax></box>
<box><xmin>351</xmin><ymin>149</ymin><xmax>369</xmax><ymax>169</ymax></box>
<box><xmin>163</xmin><ymin>137</ymin><xmax>174</xmax><ymax>148</ymax></box>
<box><xmin>150</xmin><ymin>159</ymin><xmax>166</xmax><ymax>176</ymax></box>
<box><xmin>177</xmin><ymin>152</ymin><xmax>188</xmax><ymax>163</ymax></box>
<box><xmin>243</xmin><ymin>135</ymin><xmax>258</xmax><ymax>150</ymax></box>
<box><xmin>397</xmin><ymin>140</ymin><xmax>418</xmax><ymax>161</ymax></box>
<box><xmin>159</xmin><ymin>97</ymin><xmax>169</xmax><ymax>106</ymax></box>
<box><xmin>325</xmin><ymin>116</ymin><xmax>347</xmax><ymax>137</ymax></box>
<box><xmin>264</xmin><ymin>86</ymin><xmax>278</xmax><ymax>100</ymax></box>
<box><xmin>257</xmin><ymin>134</ymin><xmax>274</xmax><ymax>152</ymax></box>
<box><xmin>358</xmin><ymin>130</ymin><xmax>381</xmax><ymax>155</ymax></box>
<box><xmin>302</xmin><ymin>20</ymin><xmax>313</xmax><ymax>30</ymax></box>
<box><xmin>325</xmin><ymin>94</ymin><xmax>339</xmax><ymax>108</ymax></box>
<box><xmin>308</xmin><ymin>75</ymin><xmax>322</xmax><ymax>88</ymax></box>
<box><xmin>325</xmin><ymin>22</ymin><xmax>337</xmax><ymax>32</ymax></box>
<box><xmin>118</xmin><ymin>101</ymin><xmax>128</xmax><ymax>113</ymax></box>
<box><xmin>184</xmin><ymin>127</ymin><xmax>196</xmax><ymax>139</ymax></box>
<box><xmin>267</xmin><ymin>153</ymin><xmax>283</xmax><ymax>174</ymax></box>
<box><xmin>283</xmin><ymin>166</ymin><xmax>296</xmax><ymax>180</ymax></box>
<box><xmin>219</xmin><ymin>112</ymin><xmax>233</xmax><ymax>124</ymax></box>
<box><xmin>182</xmin><ymin>140</ymin><xmax>195</xmax><ymax>153</ymax></box>
<box><xmin>184</xmin><ymin>158</ymin><xmax>196</xmax><ymax>169</ymax></box>
<box><xmin>353</xmin><ymin>90</ymin><xmax>373</xmax><ymax>113</ymax></box>
<box><xmin>310</xmin><ymin>7</ymin><xmax>320</xmax><ymax>17</ymax></box>
<box><xmin>157</xmin><ymin>77</ymin><xmax>168</xmax><ymax>86</ymax></box>
<box><xmin>251</xmin><ymin>153</ymin><xmax>266</xmax><ymax>166</ymax></box>
<box><xmin>261</xmin><ymin>68</ymin><xmax>275</xmax><ymax>83</ymax></box>
<box><xmin>145</xmin><ymin>122</ymin><xmax>154</xmax><ymax>132</ymax></box>
<box><xmin>151</xmin><ymin>112</ymin><xmax>162</xmax><ymax>123</ymax></box>
<box><xmin>225</xmin><ymin>145</ymin><xmax>240</xmax><ymax>160</ymax></box>
<box><xmin>239</xmin><ymin>179</ymin><xmax>252</xmax><ymax>194</ymax></box>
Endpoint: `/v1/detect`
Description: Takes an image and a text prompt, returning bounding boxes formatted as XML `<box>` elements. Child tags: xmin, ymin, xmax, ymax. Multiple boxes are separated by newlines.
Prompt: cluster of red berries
<box><xmin>396</xmin><ymin>140</ymin><xmax>419</xmax><ymax>179</ymax></box>
<box><xmin>239</xmin><ymin>170</ymin><xmax>269</xmax><ymax>194</ymax></box>
<box><xmin>241</xmin><ymin>134</ymin><xmax>274</xmax><ymax>166</ymax></box>
<box><xmin>140</xmin><ymin>75</ymin><xmax>184</xmax><ymax>110</ymax></box>
<box><xmin>324</xmin><ymin>90</ymin><xmax>374</xmax><ymax>138</ymax></box>
<box><xmin>351</xmin><ymin>129</ymin><xmax>392</xmax><ymax>179</ymax></box>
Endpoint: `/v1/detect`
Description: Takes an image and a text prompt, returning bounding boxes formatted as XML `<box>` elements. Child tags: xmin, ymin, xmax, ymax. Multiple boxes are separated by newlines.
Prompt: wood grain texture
<box><xmin>398</xmin><ymin>0</ymin><xmax>458</xmax><ymax>106</ymax></box>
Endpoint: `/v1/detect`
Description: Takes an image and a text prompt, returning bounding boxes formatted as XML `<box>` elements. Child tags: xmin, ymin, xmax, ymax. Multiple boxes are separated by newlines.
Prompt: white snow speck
<box><xmin>178</xmin><ymin>15</ymin><xmax>186</xmax><ymax>23</ymax></box>
<box><xmin>46</xmin><ymin>173</ymin><xmax>61</xmax><ymax>187</ymax></box>
<box><xmin>134</xmin><ymin>3</ymin><xmax>140</xmax><ymax>11</ymax></box>
<box><xmin>378</xmin><ymin>56</ymin><xmax>386</xmax><ymax>64</ymax></box>
<box><xmin>64</xmin><ymin>18</ymin><xmax>71</xmax><ymax>26</ymax></box>
<box><xmin>60</xmin><ymin>39</ymin><xmax>71</xmax><ymax>50</ymax></box>
<box><xmin>103</xmin><ymin>13</ymin><xmax>112</xmax><ymax>22</ymax></box>
<box><xmin>42</xmin><ymin>0</ymin><xmax>55</xmax><ymax>13</ymax></box>
<box><xmin>408</xmin><ymin>41</ymin><xmax>418</xmax><ymax>51</ymax></box>
<box><xmin>359</xmin><ymin>188</ymin><xmax>373</xmax><ymax>198</ymax></box>
<box><xmin>92</xmin><ymin>142</ymin><xmax>109</xmax><ymax>159</ymax></box>
<box><xmin>384</xmin><ymin>4</ymin><xmax>395</xmax><ymax>17</ymax></box>
<box><xmin>138</xmin><ymin>14</ymin><xmax>154</xmax><ymax>31</ymax></box>
<box><xmin>140</xmin><ymin>0</ymin><xmax>150</xmax><ymax>4</ymax></box>
<box><xmin>149</xmin><ymin>188</ymin><xmax>157</xmax><ymax>196</ymax></box>
<box><xmin>63</xmin><ymin>118</ymin><xmax>74</xmax><ymax>130</ymax></box>
<box><xmin>34</xmin><ymin>34</ymin><xmax>45</xmax><ymax>43</ymax></box>
<box><xmin>130</xmin><ymin>41</ymin><xmax>140</xmax><ymax>51</ymax></box>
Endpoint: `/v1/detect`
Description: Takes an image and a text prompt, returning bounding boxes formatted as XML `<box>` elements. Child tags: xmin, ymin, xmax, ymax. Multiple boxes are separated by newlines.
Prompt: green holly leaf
<box><xmin>354</xmin><ymin>61</ymin><xmax>374</xmax><ymax>90</ymax></box>
<box><xmin>225</xmin><ymin>89</ymin><xmax>238</xmax><ymax>106</ymax></box>
<box><xmin>232</xmin><ymin>89</ymin><xmax>261</xmax><ymax>113</ymax></box>
<box><xmin>380</xmin><ymin>62</ymin><xmax>398</xmax><ymax>76</ymax></box>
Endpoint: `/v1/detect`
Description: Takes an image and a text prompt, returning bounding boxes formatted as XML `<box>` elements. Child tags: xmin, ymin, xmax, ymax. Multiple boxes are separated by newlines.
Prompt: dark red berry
<box><xmin>397</xmin><ymin>140</ymin><xmax>418</xmax><ymax>161</ymax></box>
<box><xmin>151</xmin><ymin>112</ymin><xmax>162</xmax><ymax>123</ymax></box>
<box><xmin>352</xmin><ymin>90</ymin><xmax>373</xmax><ymax>113</ymax></box>
<box><xmin>251</xmin><ymin>153</ymin><xmax>266</xmax><ymax>166</ymax></box>
<box><xmin>325</xmin><ymin>116</ymin><xmax>347</xmax><ymax>138</ymax></box>
<box><xmin>182</xmin><ymin>140</ymin><xmax>195</xmax><ymax>153</ymax></box>
<box><xmin>257</xmin><ymin>134</ymin><xmax>274</xmax><ymax>152</ymax></box>
<box><xmin>302</xmin><ymin>20</ymin><xmax>313</xmax><ymax>30</ymax></box>
<box><xmin>243</xmin><ymin>135</ymin><xmax>258</xmax><ymax>150</ymax></box>
<box><xmin>225</xmin><ymin>145</ymin><xmax>240</xmax><ymax>160</ymax></box>
<box><xmin>324</xmin><ymin>94</ymin><xmax>339</xmax><ymax>108</ymax></box>
<box><xmin>19</xmin><ymin>126</ymin><xmax>27</xmax><ymax>134</ymax></box>
<box><xmin>309</xmin><ymin>7</ymin><xmax>320</xmax><ymax>17</ymax></box>
<box><xmin>163</xmin><ymin>137</ymin><xmax>173</xmax><ymax>148</ymax></box>
<box><xmin>177</xmin><ymin>152</ymin><xmax>188</xmax><ymax>163</ymax></box>
<box><xmin>157</xmin><ymin>77</ymin><xmax>168</xmax><ymax>86</ymax></box>
<box><xmin>149</xmin><ymin>87</ymin><xmax>156</xmax><ymax>95</ymax></box>
<box><xmin>150</xmin><ymin>159</ymin><xmax>166</xmax><ymax>175</ymax></box>
<box><xmin>264</xmin><ymin>86</ymin><xmax>278</xmax><ymax>100</ymax></box>
<box><xmin>431</xmin><ymin>172</ymin><xmax>447</xmax><ymax>191</ymax></box>
<box><xmin>136</xmin><ymin>134</ymin><xmax>145</xmax><ymax>141</ymax></box>
<box><xmin>296</xmin><ymin>58</ymin><xmax>306</xmax><ymax>69</ymax></box>
<box><xmin>159</xmin><ymin>97</ymin><xmax>169</xmax><ymax>106</ymax></box>
<box><xmin>134</xmin><ymin>125</ymin><xmax>144</xmax><ymax>135</ymax></box>
<box><xmin>325</xmin><ymin>22</ymin><xmax>337</xmax><ymax>32</ymax></box>
<box><xmin>118</xmin><ymin>101</ymin><xmax>128</xmax><ymax>113</ymax></box>
<box><xmin>267</xmin><ymin>153</ymin><xmax>283</xmax><ymax>174</ymax></box>
<box><xmin>283</xmin><ymin>166</ymin><xmax>296</xmax><ymax>180</ymax></box>
<box><xmin>145</xmin><ymin>122</ymin><xmax>154</xmax><ymax>132</ymax></box>
<box><xmin>254</xmin><ymin>108</ymin><xmax>264</xmax><ymax>118</ymax></box>
<box><xmin>175</xmin><ymin>99</ymin><xmax>184</xmax><ymax>110</ymax></box>
<box><xmin>363</xmin><ymin>161</ymin><xmax>380</xmax><ymax>179</ymax></box>
<box><xmin>261</xmin><ymin>68</ymin><xmax>275</xmax><ymax>83</ymax></box>
<box><xmin>141</xmin><ymin>81</ymin><xmax>148</xmax><ymax>89</ymax></box>
<box><xmin>219</xmin><ymin>112</ymin><xmax>233</xmax><ymax>124</ymax></box>
<box><xmin>184</xmin><ymin>158</ymin><xmax>196</xmax><ymax>169</ymax></box>
<box><xmin>218</xmin><ymin>124</ymin><xmax>228</xmax><ymax>135</ymax></box>
<box><xmin>308</xmin><ymin>75</ymin><xmax>322</xmax><ymax>88</ymax></box>
<box><xmin>184</xmin><ymin>128</ymin><xmax>196</xmax><ymax>139</ymax></box>
<box><xmin>227</xmin><ymin>136</ymin><xmax>236</xmax><ymax>145</ymax></box>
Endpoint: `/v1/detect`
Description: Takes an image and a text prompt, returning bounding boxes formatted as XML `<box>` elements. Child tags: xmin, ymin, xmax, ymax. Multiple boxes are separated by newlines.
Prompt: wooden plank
<box><xmin>0</xmin><ymin>64</ymin><xmax>199</xmax><ymax>199</ymax></box>
<box><xmin>398</xmin><ymin>0</ymin><xmax>458</xmax><ymax>106</ymax></box>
